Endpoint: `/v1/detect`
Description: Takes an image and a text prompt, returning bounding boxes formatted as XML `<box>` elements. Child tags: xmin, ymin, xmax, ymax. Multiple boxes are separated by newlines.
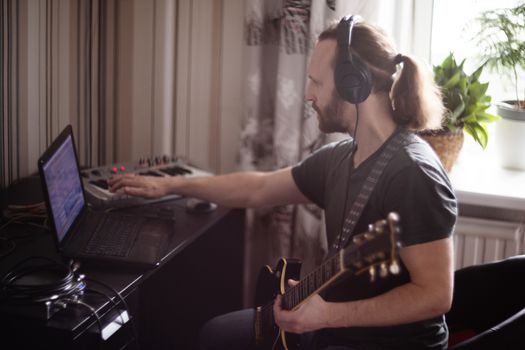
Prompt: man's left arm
<box><xmin>274</xmin><ymin>236</ymin><xmax>454</xmax><ymax>333</ymax></box>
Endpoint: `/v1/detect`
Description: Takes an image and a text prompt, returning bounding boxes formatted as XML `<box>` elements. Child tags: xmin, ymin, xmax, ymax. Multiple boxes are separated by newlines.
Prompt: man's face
<box><xmin>305</xmin><ymin>39</ymin><xmax>348</xmax><ymax>133</ymax></box>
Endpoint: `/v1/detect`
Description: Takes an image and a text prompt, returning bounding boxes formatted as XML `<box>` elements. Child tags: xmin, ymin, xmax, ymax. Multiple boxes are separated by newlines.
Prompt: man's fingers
<box><xmin>108</xmin><ymin>173</ymin><xmax>135</xmax><ymax>183</ymax></box>
<box><xmin>124</xmin><ymin>186</ymin><xmax>151</xmax><ymax>198</ymax></box>
<box><xmin>288</xmin><ymin>279</ymin><xmax>299</xmax><ymax>287</ymax></box>
<box><xmin>109</xmin><ymin>175</ymin><xmax>143</xmax><ymax>192</ymax></box>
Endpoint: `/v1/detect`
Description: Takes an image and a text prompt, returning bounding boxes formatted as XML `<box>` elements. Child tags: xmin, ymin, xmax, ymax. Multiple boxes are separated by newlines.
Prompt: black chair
<box><xmin>446</xmin><ymin>255</ymin><xmax>525</xmax><ymax>349</ymax></box>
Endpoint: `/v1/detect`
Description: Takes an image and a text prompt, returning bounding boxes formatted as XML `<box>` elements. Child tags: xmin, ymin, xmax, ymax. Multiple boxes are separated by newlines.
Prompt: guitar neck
<box><xmin>283</xmin><ymin>249</ymin><xmax>353</xmax><ymax>310</ymax></box>
<box><xmin>282</xmin><ymin>213</ymin><xmax>400</xmax><ymax>311</ymax></box>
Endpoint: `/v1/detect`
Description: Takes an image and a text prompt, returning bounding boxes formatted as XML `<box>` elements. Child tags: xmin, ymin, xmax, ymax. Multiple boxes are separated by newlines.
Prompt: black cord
<box><xmin>0</xmin><ymin>237</ymin><xmax>16</xmax><ymax>259</ymax></box>
<box><xmin>85</xmin><ymin>277</ymin><xmax>138</xmax><ymax>343</ymax></box>
<box><xmin>352</xmin><ymin>103</ymin><xmax>360</xmax><ymax>151</ymax></box>
<box><xmin>0</xmin><ymin>256</ymin><xmax>83</xmax><ymax>303</ymax></box>
<box><xmin>85</xmin><ymin>288</ymin><xmax>138</xmax><ymax>348</ymax></box>
<box><xmin>0</xmin><ymin>211</ymin><xmax>49</xmax><ymax>233</ymax></box>
<box><xmin>61</xmin><ymin>298</ymin><xmax>104</xmax><ymax>345</ymax></box>
<box><xmin>0</xmin><ymin>214</ymin><xmax>49</xmax><ymax>259</ymax></box>
<box><xmin>337</xmin><ymin>103</ymin><xmax>360</xmax><ymax>251</ymax></box>
<box><xmin>85</xmin><ymin>289</ymin><xmax>127</xmax><ymax>328</ymax></box>
<box><xmin>0</xmin><ymin>257</ymin><xmax>135</xmax><ymax>347</ymax></box>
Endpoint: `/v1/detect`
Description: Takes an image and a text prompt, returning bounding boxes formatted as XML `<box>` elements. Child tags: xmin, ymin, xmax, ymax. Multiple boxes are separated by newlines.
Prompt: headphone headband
<box><xmin>334</xmin><ymin>15</ymin><xmax>371</xmax><ymax>104</ymax></box>
<box><xmin>336</xmin><ymin>15</ymin><xmax>358</xmax><ymax>54</ymax></box>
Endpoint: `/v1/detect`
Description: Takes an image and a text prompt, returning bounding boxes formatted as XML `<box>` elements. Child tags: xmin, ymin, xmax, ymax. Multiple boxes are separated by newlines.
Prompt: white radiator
<box><xmin>453</xmin><ymin>217</ymin><xmax>524</xmax><ymax>269</ymax></box>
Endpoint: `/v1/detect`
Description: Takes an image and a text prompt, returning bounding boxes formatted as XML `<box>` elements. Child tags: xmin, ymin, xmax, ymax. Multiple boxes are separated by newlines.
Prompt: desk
<box><xmin>0</xmin><ymin>177</ymin><xmax>245</xmax><ymax>349</ymax></box>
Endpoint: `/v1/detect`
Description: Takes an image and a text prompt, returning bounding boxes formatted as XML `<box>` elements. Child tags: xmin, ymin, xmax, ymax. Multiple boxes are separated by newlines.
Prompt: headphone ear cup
<box><xmin>334</xmin><ymin>56</ymin><xmax>372</xmax><ymax>104</ymax></box>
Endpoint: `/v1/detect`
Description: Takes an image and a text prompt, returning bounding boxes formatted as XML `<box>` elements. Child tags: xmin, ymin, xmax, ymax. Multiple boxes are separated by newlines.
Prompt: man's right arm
<box><xmin>107</xmin><ymin>166</ymin><xmax>310</xmax><ymax>208</ymax></box>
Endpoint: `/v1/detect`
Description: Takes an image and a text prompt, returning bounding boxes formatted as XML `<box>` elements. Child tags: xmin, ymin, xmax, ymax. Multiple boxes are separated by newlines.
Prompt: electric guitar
<box><xmin>253</xmin><ymin>212</ymin><xmax>402</xmax><ymax>350</ymax></box>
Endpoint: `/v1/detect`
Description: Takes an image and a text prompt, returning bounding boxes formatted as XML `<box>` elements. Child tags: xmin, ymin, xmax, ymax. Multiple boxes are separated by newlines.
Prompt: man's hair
<box><xmin>318</xmin><ymin>20</ymin><xmax>444</xmax><ymax>131</ymax></box>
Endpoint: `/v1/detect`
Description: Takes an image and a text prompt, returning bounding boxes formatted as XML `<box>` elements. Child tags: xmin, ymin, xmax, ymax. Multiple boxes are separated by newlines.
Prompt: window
<box><xmin>430</xmin><ymin>0</ymin><xmax>522</xmax><ymax>162</ymax></box>
<box><xmin>431</xmin><ymin>0</ymin><xmax>520</xmax><ymax>102</ymax></box>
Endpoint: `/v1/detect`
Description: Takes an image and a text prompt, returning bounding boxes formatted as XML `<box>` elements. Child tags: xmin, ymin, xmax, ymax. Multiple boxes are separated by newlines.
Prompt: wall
<box><xmin>0</xmin><ymin>0</ymin><xmax>244</xmax><ymax>189</ymax></box>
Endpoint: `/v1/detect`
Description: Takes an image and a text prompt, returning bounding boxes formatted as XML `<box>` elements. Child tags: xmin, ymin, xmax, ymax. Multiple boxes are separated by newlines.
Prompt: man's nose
<box><xmin>305</xmin><ymin>84</ymin><xmax>315</xmax><ymax>102</ymax></box>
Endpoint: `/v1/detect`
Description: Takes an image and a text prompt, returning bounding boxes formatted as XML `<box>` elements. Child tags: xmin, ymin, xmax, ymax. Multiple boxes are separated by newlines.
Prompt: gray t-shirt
<box><xmin>291</xmin><ymin>130</ymin><xmax>457</xmax><ymax>349</ymax></box>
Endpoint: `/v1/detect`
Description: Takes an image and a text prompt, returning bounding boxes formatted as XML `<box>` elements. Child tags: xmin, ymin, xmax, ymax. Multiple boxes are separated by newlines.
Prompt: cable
<box><xmin>352</xmin><ymin>103</ymin><xmax>360</xmax><ymax>151</ymax></box>
<box><xmin>0</xmin><ymin>256</ymin><xmax>83</xmax><ymax>303</ymax></box>
<box><xmin>85</xmin><ymin>289</ymin><xmax>127</xmax><ymax>327</ymax></box>
<box><xmin>0</xmin><ymin>237</ymin><xmax>16</xmax><ymax>258</ymax></box>
<box><xmin>85</xmin><ymin>277</ymin><xmax>138</xmax><ymax>343</ymax></box>
<box><xmin>337</xmin><ymin>103</ymin><xmax>361</xmax><ymax>251</ymax></box>
<box><xmin>0</xmin><ymin>257</ymin><xmax>135</xmax><ymax>347</ymax></box>
<box><xmin>0</xmin><ymin>213</ymin><xmax>49</xmax><ymax>232</ymax></box>
<box><xmin>61</xmin><ymin>298</ymin><xmax>104</xmax><ymax>344</ymax></box>
<box><xmin>1</xmin><ymin>201</ymin><xmax>49</xmax><ymax>232</ymax></box>
<box><xmin>84</xmin><ymin>288</ymin><xmax>138</xmax><ymax>348</ymax></box>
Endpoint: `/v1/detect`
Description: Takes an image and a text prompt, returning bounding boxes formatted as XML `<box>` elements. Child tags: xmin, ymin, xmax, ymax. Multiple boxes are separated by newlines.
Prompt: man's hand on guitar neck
<box><xmin>273</xmin><ymin>280</ymin><xmax>332</xmax><ymax>334</ymax></box>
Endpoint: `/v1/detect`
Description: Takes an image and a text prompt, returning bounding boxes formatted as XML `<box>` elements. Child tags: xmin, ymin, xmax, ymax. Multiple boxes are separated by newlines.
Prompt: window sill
<box><xmin>448</xmin><ymin>140</ymin><xmax>525</xmax><ymax>212</ymax></box>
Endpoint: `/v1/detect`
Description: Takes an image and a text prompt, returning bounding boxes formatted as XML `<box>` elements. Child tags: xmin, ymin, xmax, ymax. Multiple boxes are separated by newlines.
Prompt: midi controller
<box><xmin>81</xmin><ymin>156</ymin><xmax>212</xmax><ymax>209</ymax></box>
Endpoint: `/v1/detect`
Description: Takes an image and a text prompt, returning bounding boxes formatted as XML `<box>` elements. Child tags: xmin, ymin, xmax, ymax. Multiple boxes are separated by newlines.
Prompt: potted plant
<box><xmin>418</xmin><ymin>53</ymin><xmax>499</xmax><ymax>172</ymax></box>
<box><xmin>472</xmin><ymin>3</ymin><xmax>525</xmax><ymax>170</ymax></box>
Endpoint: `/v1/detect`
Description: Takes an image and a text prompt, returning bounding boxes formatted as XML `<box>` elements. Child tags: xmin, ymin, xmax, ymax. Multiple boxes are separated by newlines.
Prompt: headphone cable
<box><xmin>352</xmin><ymin>103</ymin><xmax>360</xmax><ymax>151</ymax></box>
<box><xmin>336</xmin><ymin>102</ymin><xmax>361</xmax><ymax>251</ymax></box>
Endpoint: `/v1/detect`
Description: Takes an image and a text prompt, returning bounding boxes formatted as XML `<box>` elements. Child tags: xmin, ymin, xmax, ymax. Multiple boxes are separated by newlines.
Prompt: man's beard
<box><xmin>313</xmin><ymin>93</ymin><xmax>347</xmax><ymax>133</ymax></box>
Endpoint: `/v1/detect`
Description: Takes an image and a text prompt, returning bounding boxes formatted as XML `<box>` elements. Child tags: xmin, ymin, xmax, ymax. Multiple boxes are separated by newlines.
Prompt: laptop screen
<box><xmin>41</xmin><ymin>134</ymin><xmax>85</xmax><ymax>243</ymax></box>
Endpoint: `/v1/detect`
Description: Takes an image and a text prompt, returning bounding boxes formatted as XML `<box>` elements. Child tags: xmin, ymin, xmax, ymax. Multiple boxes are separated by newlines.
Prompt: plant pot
<box><xmin>495</xmin><ymin>101</ymin><xmax>525</xmax><ymax>170</ymax></box>
<box><xmin>417</xmin><ymin>130</ymin><xmax>464</xmax><ymax>172</ymax></box>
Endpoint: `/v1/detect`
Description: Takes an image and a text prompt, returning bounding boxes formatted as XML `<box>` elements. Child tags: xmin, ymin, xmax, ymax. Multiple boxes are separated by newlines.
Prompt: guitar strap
<box><xmin>328</xmin><ymin>128</ymin><xmax>412</xmax><ymax>255</ymax></box>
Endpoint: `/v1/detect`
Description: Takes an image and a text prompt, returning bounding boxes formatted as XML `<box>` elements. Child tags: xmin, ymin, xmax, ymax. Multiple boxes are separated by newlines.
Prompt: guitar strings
<box><xmin>259</xmin><ymin>254</ymin><xmax>342</xmax><ymax>314</ymax></box>
<box><xmin>271</xmin><ymin>330</ymin><xmax>281</xmax><ymax>350</ymax></box>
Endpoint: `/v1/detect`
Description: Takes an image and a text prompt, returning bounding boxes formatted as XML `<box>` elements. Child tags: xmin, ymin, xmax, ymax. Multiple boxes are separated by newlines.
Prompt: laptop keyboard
<box><xmin>85</xmin><ymin>215</ymin><xmax>143</xmax><ymax>257</ymax></box>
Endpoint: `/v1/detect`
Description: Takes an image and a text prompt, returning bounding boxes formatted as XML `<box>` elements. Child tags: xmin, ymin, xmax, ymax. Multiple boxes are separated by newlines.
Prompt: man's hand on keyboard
<box><xmin>108</xmin><ymin>174</ymin><xmax>171</xmax><ymax>199</ymax></box>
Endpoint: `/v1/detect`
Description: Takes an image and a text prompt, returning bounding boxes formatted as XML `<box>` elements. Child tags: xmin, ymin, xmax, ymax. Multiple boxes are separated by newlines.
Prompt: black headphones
<box><xmin>334</xmin><ymin>15</ymin><xmax>372</xmax><ymax>104</ymax></box>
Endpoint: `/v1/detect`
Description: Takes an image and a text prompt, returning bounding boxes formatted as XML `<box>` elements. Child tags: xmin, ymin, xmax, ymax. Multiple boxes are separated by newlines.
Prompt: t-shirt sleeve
<box><xmin>383</xmin><ymin>163</ymin><xmax>457</xmax><ymax>246</ymax></box>
<box><xmin>291</xmin><ymin>144</ymin><xmax>334</xmax><ymax>208</ymax></box>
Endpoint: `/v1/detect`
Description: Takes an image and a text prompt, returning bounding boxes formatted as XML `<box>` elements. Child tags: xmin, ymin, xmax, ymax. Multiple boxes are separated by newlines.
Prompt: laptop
<box><xmin>38</xmin><ymin>125</ymin><xmax>173</xmax><ymax>269</ymax></box>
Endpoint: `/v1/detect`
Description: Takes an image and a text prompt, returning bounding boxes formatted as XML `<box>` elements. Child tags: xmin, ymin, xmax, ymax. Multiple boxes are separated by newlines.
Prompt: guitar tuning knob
<box><xmin>389</xmin><ymin>259</ymin><xmax>401</xmax><ymax>275</ymax></box>
<box><xmin>380</xmin><ymin>262</ymin><xmax>388</xmax><ymax>278</ymax></box>
<box><xmin>369</xmin><ymin>266</ymin><xmax>376</xmax><ymax>282</ymax></box>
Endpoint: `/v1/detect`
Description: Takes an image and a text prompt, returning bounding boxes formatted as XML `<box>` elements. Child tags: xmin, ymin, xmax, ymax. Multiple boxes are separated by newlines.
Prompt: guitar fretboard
<box><xmin>283</xmin><ymin>249</ymin><xmax>355</xmax><ymax>310</ymax></box>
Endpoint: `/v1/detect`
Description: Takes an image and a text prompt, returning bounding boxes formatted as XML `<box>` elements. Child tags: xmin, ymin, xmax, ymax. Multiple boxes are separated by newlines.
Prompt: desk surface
<box><xmin>0</xmin><ymin>177</ymin><xmax>245</xmax><ymax>349</ymax></box>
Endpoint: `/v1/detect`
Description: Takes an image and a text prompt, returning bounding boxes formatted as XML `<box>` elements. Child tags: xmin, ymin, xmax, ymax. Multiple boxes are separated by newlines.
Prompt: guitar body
<box><xmin>254</xmin><ymin>258</ymin><xmax>301</xmax><ymax>350</ymax></box>
<box><xmin>252</xmin><ymin>214</ymin><xmax>402</xmax><ymax>350</ymax></box>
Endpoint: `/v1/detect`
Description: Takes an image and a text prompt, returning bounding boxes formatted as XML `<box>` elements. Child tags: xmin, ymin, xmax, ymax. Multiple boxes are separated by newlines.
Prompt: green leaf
<box><xmin>464</xmin><ymin>123</ymin><xmax>489</xmax><ymax>149</ymax></box>
<box><xmin>433</xmin><ymin>52</ymin><xmax>499</xmax><ymax>149</ymax></box>
<box><xmin>469</xmin><ymin>63</ymin><xmax>485</xmax><ymax>83</ymax></box>
<box><xmin>444</xmin><ymin>72</ymin><xmax>462</xmax><ymax>89</ymax></box>
<box><xmin>450</xmin><ymin>98</ymin><xmax>466</xmax><ymax>122</ymax></box>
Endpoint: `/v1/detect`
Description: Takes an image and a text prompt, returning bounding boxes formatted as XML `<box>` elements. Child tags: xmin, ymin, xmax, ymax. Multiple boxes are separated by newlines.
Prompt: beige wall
<box><xmin>1</xmin><ymin>0</ymin><xmax>244</xmax><ymax>188</ymax></box>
